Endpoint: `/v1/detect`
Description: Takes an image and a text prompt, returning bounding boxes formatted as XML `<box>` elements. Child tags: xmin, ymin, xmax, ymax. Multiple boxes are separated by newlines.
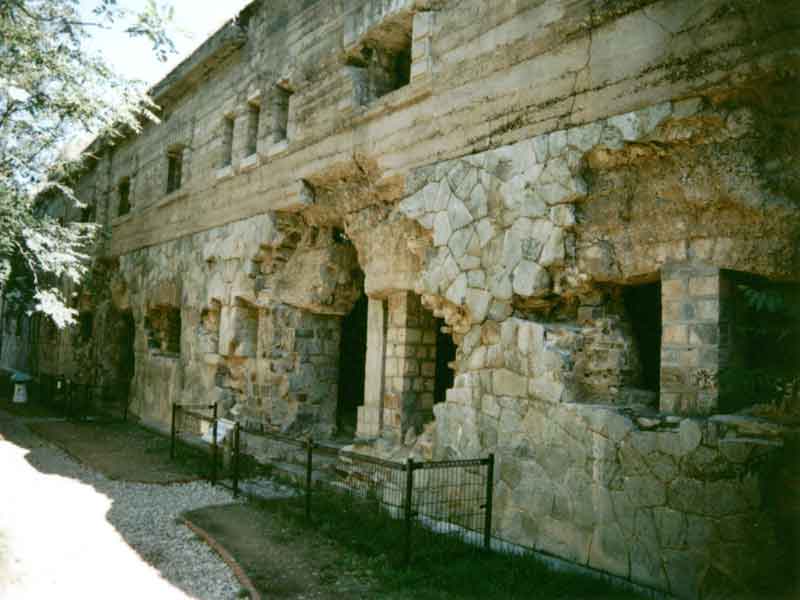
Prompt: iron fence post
<box><xmin>211</xmin><ymin>403</ymin><xmax>218</xmax><ymax>486</ymax></box>
<box><xmin>484</xmin><ymin>453</ymin><xmax>495</xmax><ymax>551</ymax></box>
<box><xmin>404</xmin><ymin>457</ymin><xmax>415</xmax><ymax>566</ymax></box>
<box><xmin>65</xmin><ymin>379</ymin><xmax>72</xmax><ymax>420</ymax></box>
<box><xmin>305</xmin><ymin>436</ymin><xmax>313</xmax><ymax>520</ymax></box>
<box><xmin>232</xmin><ymin>422</ymin><xmax>240</xmax><ymax>498</ymax></box>
<box><xmin>170</xmin><ymin>403</ymin><xmax>177</xmax><ymax>460</ymax></box>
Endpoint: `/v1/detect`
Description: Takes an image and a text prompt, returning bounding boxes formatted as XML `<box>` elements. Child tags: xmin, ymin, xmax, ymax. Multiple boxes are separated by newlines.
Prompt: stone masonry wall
<box><xmin>9</xmin><ymin>2</ymin><xmax>799</xmax><ymax>599</ymax></box>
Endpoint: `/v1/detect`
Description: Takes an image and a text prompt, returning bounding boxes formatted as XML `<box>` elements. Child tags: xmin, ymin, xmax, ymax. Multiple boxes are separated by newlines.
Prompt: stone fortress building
<box><xmin>1</xmin><ymin>1</ymin><xmax>799</xmax><ymax>598</ymax></box>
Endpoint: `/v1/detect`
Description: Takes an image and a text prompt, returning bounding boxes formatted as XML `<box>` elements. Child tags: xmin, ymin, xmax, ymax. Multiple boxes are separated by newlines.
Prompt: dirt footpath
<box><xmin>28</xmin><ymin>419</ymin><xmax>207</xmax><ymax>483</ymax></box>
<box><xmin>185</xmin><ymin>501</ymin><xmax>379</xmax><ymax>600</ymax></box>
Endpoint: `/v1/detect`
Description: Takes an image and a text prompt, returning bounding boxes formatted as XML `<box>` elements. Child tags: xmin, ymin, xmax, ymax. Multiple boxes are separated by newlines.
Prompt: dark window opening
<box><xmin>623</xmin><ymin>282</ymin><xmax>662</xmax><ymax>392</ymax></box>
<box><xmin>719</xmin><ymin>272</ymin><xmax>800</xmax><ymax>412</ymax></box>
<box><xmin>78</xmin><ymin>312</ymin><xmax>93</xmax><ymax>341</ymax></box>
<box><xmin>246</xmin><ymin>102</ymin><xmax>260</xmax><ymax>156</ymax></box>
<box><xmin>118</xmin><ymin>178</ymin><xmax>131</xmax><ymax>216</ymax></box>
<box><xmin>81</xmin><ymin>204</ymin><xmax>96</xmax><ymax>223</ymax></box>
<box><xmin>333</xmin><ymin>228</ymin><xmax>350</xmax><ymax>244</ymax></box>
<box><xmin>166</xmin><ymin>148</ymin><xmax>183</xmax><ymax>194</ymax></box>
<box><xmin>221</xmin><ymin>117</ymin><xmax>234</xmax><ymax>167</ymax></box>
<box><xmin>145</xmin><ymin>306</ymin><xmax>181</xmax><ymax>355</ymax></box>
<box><xmin>271</xmin><ymin>85</ymin><xmax>292</xmax><ymax>143</ymax></box>
<box><xmin>336</xmin><ymin>291</ymin><xmax>368</xmax><ymax>439</ymax></box>
<box><xmin>434</xmin><ymin>318</ymin><xmax>456</xmax><ymax>405</ymax></box>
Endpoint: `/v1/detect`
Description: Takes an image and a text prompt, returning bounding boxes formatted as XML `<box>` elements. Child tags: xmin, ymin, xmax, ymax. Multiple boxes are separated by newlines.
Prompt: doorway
<box><xmin>336</xmin><ymin>293</ymin><xmax>368</xmax><ymax>438</ymax></box>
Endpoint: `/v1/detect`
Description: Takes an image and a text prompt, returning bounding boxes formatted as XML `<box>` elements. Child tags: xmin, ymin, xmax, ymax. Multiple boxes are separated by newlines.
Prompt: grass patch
<box><xmin>250</xmin><ymin>486</ymin><xmax>644</xmax><ymax>600</ymax></box>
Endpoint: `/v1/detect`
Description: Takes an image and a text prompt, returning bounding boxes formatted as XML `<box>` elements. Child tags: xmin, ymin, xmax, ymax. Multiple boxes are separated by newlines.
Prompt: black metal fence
<box><xmin>176</xmin><ymin>419</ymin><xmax>495</xmax><ymax>565</ymax></box>
<box><xmin>170</xmin><ymin>402</ymin><xmax>240</xmax><ymax>494</ymax></box>
<box><xmin>28</xmin><ymin>374</ymin><xmax>130</xmax><ymax>421</ymax></box>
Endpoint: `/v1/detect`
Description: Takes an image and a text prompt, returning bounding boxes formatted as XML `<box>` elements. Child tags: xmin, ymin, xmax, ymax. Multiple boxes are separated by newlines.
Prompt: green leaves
<box><xmin>0</xmin><ymin>0</ymin><xmax>176</xmax><ymax>325</ymax></box>
<box><xmin>739</xmin><ymin>284</ymin><xmax>786</xmax><ymax>314</ymax></box>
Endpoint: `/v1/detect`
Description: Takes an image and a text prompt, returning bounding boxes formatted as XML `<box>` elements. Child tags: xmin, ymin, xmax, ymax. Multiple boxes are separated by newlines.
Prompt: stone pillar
<box><xmin>357</xmin><ymin>297</ymin><xmax>386</xmax><ymax>438</ymax></box>
<box><xmin>660</xmin><ymin>263</ymin><xmax>721</xmax><ymax>415</ymax></box>
<box><xmin>382</xmin><ymin>292</ymin><xmax>437</xmax><ymax>439</ymax></box>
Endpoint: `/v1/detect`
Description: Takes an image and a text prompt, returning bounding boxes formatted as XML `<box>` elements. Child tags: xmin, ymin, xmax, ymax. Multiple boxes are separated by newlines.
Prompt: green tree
<box><xmin>0</xmin><ymin>0</ymin><xmax>176</xmax><ymax>326</ymax></box>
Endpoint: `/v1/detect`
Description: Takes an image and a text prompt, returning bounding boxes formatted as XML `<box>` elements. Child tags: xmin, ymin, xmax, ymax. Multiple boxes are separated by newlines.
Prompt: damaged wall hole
<box><xmin>145</xmin><ymin>305</ymin><xmax>181</xmax><ymax>355</ymax></box>
<box><xmin>201</xmin><ymin>300</ymin><xmax>222</xmax><ymax>353</ymax></box>
<box><xmin>434</xmin><ymin>318</ymin><xmax>456</xmax><ymax>406</ymax></box>
<box><xmin>223</xmin><ymin>298</ymin><xmax>258</xmax><ymax>358</ymax></box>
<box><xmin>347</xmin><ymin>13</ymin><xmax>412</xmax><ymax>107</ymax></box>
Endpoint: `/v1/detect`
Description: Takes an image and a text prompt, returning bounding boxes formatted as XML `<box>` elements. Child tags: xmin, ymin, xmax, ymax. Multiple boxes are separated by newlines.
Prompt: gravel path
<box><xmin>0</xmin><ymin>412</ymin><xmax>251</xmax><ymax>600</ymax></box>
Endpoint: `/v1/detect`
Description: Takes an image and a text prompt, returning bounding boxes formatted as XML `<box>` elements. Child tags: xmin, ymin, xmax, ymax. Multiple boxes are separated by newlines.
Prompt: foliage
<box><xmin>0</xmin><ymin>0</ymin><xmax>176</xmax><ymax>325</ymax></box>
<box><xmin>719</xmin><ymin>284</ymin><xmax>800</xmax><ymax>414</ymax></box>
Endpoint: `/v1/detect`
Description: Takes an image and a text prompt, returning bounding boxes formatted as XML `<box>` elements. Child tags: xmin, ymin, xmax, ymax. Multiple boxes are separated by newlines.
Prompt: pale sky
<box><xmin>80</xmin><ymin>0</ymin><xmax>253</xmax><ymax>86</ymax></box>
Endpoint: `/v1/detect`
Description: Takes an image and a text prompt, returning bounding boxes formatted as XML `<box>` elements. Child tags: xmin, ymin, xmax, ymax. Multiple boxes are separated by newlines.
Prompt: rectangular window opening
<box><xmin>246</xmin><ymin>102</ymin><xmax>260</xmax><ymax>156</ymax></box>
<box><xmin>221</xmin><ymin>117</ymin><xmax>234</xmax><ymax>167</ymax></box>
<box><xmin>272</xmin><ymin>86</ymin><xmax>292</xmax><ymax>144</ymax></box>
<box><xmin>79</xmin><ymin>312</ymin><xmax>93</xmax><ymax>341</ymax></box>
<box><xmin>81</xmin><ymin>204</ymin><xmax>96</xmax><ymax>223</ymax></box>
<box><xmin>166</xmin><ymin>148</ymin><xmax>183</xmax><ymax>194</ymax></box>
<box><xmin>118</xmin><ymin>178</ymin><xmax>131</xmax><ymax>216</ymax></box>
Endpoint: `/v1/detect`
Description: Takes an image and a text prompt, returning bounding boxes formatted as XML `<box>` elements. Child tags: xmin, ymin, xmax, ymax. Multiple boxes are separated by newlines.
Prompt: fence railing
<box><xmin>29</xmin><ymin>374</ymin><xmax>130</xmax><ymax>422</ymax></box>
<box><xmin>170</xmin><ymin>402</ymin><xmax>240</xmax><ymax>494</ymax></box>
<box><xmin>170</xmin><ymin>415</ymin><xmax>495</xmax><ymax>565</ymax></box>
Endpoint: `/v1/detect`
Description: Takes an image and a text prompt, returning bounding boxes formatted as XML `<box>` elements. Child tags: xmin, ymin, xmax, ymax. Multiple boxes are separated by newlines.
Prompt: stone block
<box><xmin>695</xmin><ymin>299</ymin><xmax>719</xmax><ymax>320</ymax></box>
<box><xmin>661</xmin><ymin>278</ymin><xmax>687</xmax><ymax>300</ymax></box>
<box><xmin>512</xmin><ymin>260</ymin><xmax>551</xmax><ymax>297</ymax></box>
<box><xmin>421</xmin><ymin>361</ymin><xmax>435</xmax><ymax>377</ymax></box>
<box><xmin>662</xmin><ymin>324</ymin><xmax>688</xmax><ymax>345</ymax></box>
<box><xmin>492</xmin><ymin>369</ymin><xmax>527</xmax><ymax>397</ymax></box>
<box><xmin>689</xmin><ymin>275</ymin><xmax>719</xmax><ymax>297</ymax></box>
<box><xmin>679</xmin><ymin>419</ymin><xmax>702</xmax><ymax>453</ymax></box>
<box><xmin>465</xmin><ymin>288</ymin><xmax>491</xmax><ymax>323</ymax></box>
<box><xmin>589</xmin><ymin>523</ymin><xmax>630</xmax><ymax>578</ymax></box>
<box><xmin>689</xmin><ymin>323</ymin><xmax>718</xmax><ymax>345</ymax></box>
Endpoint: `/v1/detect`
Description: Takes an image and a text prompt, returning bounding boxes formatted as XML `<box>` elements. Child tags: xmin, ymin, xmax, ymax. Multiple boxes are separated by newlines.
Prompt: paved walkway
<box><xmin>0</xmin><ymin>412</ymin><xmax>240</xmax><ymax>599</ymax></box>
